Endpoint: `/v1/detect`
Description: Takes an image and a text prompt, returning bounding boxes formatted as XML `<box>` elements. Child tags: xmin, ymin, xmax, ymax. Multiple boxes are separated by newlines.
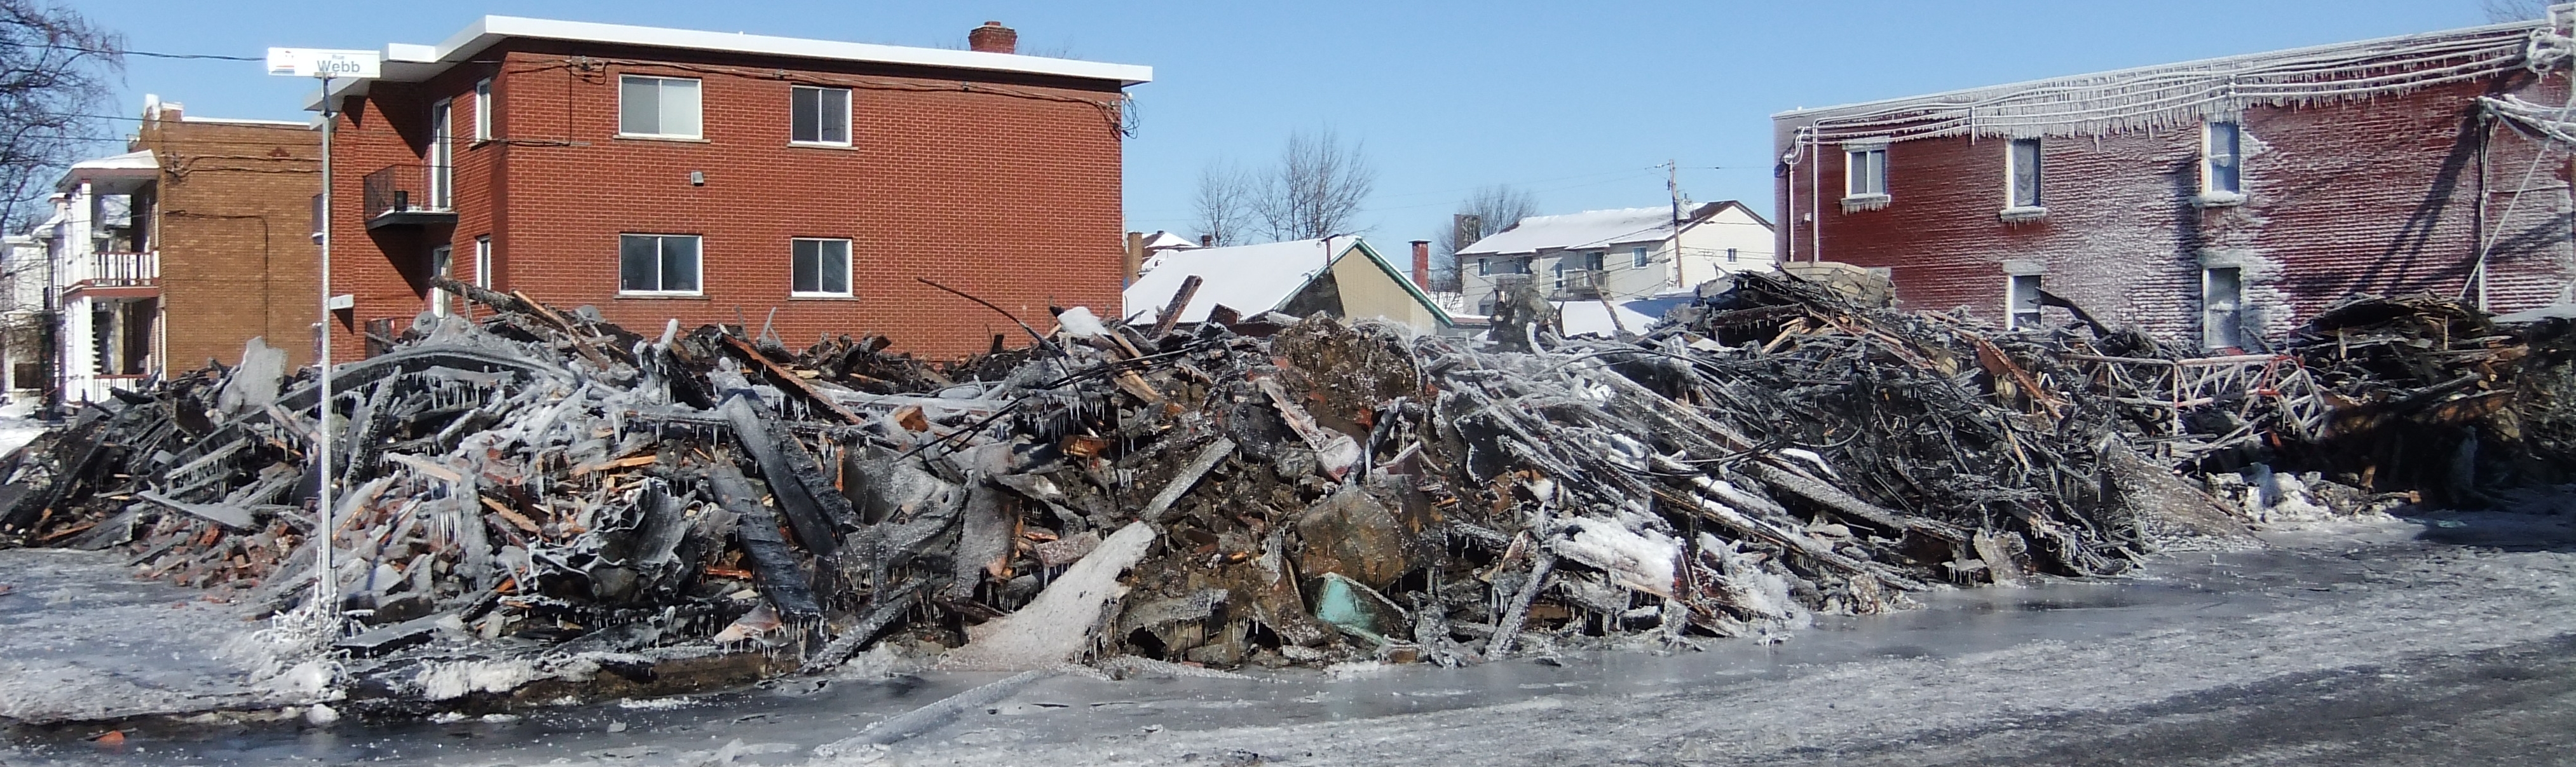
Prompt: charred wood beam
<box><xmin>706</xmin><ymin>464</ymin><xmax>826</xmax><ymax>620</ymax></box>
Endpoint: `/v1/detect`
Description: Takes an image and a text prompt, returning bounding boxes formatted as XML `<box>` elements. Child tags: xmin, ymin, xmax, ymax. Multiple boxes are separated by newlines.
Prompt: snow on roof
<box><xmin>1773</xmin><ymin>18</ymin><xmax>2542</xmax><ymax>144</ymax></box>
<box><xmin>58</xmin><ymin>149</ymin><xmax>156</xmax><ymax>191</ymax></box>
<box><xmin>1555</xmin><ymin>294</ymin><xmax>1695</xmax><ymax>338</ymax></box>
<box><xmin>1124</xmin><ymin>238</ymin><xmax>1340</xmax><ymax>325</ymax></box>
<box><xmin>1140</xmin><ymin>231</ymin><xmax>1198</xmax><ymax>250</ymax></box>
<box><xmin>1458</xmin><ymin>208</ymin><xmax>1679</xmax><ymax>257</ymax></box>
<box><xmin>71</xmin><ymin>150</ymin><xmax>154</xmax><ymax>172</ymax></box>
<box><xmin>315</xmin><ymin>16</ymin><xmax>1151</xmax><ymax>109</ymax></box>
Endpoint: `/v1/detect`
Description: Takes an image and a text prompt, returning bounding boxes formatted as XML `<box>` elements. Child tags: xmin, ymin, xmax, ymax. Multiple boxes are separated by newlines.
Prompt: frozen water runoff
<box><xmin>5</xmin><ymin>513</ymin><xmax>2576</xmax><ymax>766</ymax></box>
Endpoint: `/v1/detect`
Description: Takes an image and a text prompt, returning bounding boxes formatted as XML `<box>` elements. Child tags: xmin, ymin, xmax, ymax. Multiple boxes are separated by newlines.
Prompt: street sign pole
<box><xmin>270</xmin><ymin>48</ymin><xmax>377</xmax><ymax>620</ymax></box>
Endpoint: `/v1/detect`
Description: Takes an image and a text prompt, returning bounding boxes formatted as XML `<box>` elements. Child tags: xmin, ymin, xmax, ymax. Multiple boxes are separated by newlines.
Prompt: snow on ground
<box><xmin>0</xmin><ymin>548</ymin><xmax>302</xmax><ymax>725</ymax></box>
<box><xmin>0</xmin><ymin>398</ymin><xmax>50</xmax><ymax>456</ymax></box>
<box><xmin>6</xmin><ymin>515</ymin><xmax>2575</xmax><ymax>765</ymax></box>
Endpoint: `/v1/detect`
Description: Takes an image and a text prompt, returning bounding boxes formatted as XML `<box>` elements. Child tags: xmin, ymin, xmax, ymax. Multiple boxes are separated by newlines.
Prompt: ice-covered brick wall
<box><xmin>1775</xmin><ymin>60</ymin><xmax>2576</xmax><ymax>350</ymax></box>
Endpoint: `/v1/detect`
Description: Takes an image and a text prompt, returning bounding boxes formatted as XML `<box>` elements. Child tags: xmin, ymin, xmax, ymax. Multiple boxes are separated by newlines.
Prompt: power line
<box><xmin>37</xmin><ymin>44</ymin><xmax>262</xmax><ymax>62</ymax></box>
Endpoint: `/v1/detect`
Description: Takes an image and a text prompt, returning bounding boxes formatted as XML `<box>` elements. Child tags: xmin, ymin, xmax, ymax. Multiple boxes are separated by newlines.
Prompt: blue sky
<box><xmin>74</xmin><ymin>0</ymin><xmax>2507</xmax><ymax>246</ymax></box>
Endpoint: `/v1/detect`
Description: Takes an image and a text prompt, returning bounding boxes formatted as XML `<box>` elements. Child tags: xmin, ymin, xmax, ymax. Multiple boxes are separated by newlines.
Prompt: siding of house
<box><xmin>137</xmin><ymin>116</ymin><xmax>321</xmax><ymax>369</ymax></box>
<box><xmin>325</xmin><ymin>39</ymin><xmax>1129</xmax><ymax>360</ymax></box>
<box><xmin>1773</xmin><ymin>43</ymin><xmax>2576</xmax><ymax>346</ymax></box>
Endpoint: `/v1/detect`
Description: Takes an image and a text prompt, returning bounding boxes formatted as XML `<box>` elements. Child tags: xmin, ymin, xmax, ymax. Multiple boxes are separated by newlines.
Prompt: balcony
<box><xmin>1551</xmin><ymin>269</ymin><xmax>1608</xmax><ymax>299</ymax></box>
<box><xmin>61</xmin><ymin>250</ymin><xmax>158</xmax><ymax>294</ymax></box>
<box><xmin>362</xmin><ymin>164</ymin><xmax>457</xmax><ymax>231</ymax></box>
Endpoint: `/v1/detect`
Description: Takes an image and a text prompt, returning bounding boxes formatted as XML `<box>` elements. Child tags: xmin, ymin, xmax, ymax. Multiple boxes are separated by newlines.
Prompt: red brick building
<box><xmin>1773</xmin><ymin>15</ymin><xmax>2576</xmax><ymax>350</ymax></box>
<box><xmin>312</xmin><ymin>17</ymin><xmax>1149</xmax><ymax>358</ymax></box>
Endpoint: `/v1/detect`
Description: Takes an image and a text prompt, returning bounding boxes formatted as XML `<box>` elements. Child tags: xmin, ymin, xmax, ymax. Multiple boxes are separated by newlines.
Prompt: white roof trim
<box><xmin>310</xmin><ymin>15</ymin><xmax>1148</xmax><ymax>110</ymax></box>
<box><xmin>179</xmin><ymin>116</ymin><xmax>311</xmax><ymax>127</ymax></box>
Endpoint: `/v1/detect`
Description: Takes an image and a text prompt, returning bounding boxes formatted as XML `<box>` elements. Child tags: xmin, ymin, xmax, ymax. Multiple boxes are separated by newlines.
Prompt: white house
<box><xmin>1125</xmin><ymin>236</ymin><xmax>1455</xmax><ymax>333</ymax></box>
<box><xmin>1456</xmin><ymin>201</ymin><xmax>1776</xmax><ymax>315</ymax></box>
<box><xmin>34</xmin><ymin>149</ymin><xmax>164</xmax><ymax>404</ymax></box>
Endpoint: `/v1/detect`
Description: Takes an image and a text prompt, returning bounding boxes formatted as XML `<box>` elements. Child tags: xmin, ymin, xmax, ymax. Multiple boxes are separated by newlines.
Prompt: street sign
<box><xmin>266</xmin><ymin>48</ymin><xmax>381</xmax><ymax>79</ymax></box>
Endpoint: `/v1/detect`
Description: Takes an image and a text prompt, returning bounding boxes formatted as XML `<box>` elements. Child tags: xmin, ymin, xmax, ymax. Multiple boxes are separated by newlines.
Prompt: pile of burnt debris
<box><xmin>0</xmin><ymin>271</ymin><xmax>2553</xmax><ymax>710</ymax></box>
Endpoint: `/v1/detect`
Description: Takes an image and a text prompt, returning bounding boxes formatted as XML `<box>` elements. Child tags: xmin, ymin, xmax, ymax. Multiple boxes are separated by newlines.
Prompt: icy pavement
<box><xmin>4</xmin><ymin>515</ymin><xmax>2575</xmax><ymax>766</ymax></box>
<box><xmin>0</xmin><ymin>398</ymin><xmax>50</xmax><ymax>457</ymax></box>
<box><xmin>0</xmin><ymin>548</ymin><xmax>299</xmax><ymax>726</ymax></box>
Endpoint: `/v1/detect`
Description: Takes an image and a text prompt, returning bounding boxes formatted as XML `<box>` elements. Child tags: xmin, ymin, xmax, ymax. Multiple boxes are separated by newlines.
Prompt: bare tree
<box><xmin>1431</xmin><ymin>184</ymin><xmax>1540</xmax><ymax>292</ymax></box>
<box><xmin>2483</xmin><ymin>0</ymin><xmax>2548</xmax><ymax>22</ymax></box>
<box><xmin>1252</xmin><ymin>128</ymin><xmax>1374</xmax><ymax>241</ymax></box>
<box><xmin>0</xmin><ymin>0</ymin><xmax>122</xmax><ymax>232</ymax></box>
<box><xmin>1190</xmin><ymin>160</ymin><xmax>1255</xmax><ymax>247</ymax></box>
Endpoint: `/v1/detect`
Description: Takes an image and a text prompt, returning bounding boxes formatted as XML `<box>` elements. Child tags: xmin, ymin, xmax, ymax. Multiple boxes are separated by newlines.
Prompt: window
<box><xmin>791</xmin><ymin>238</ymin><xmax>852</xmax><ymax>296</ymax></box>
<box><xmin>429</xmin><ymin>245</ymin><xmax>454</xmax><ymax>317</ymax></box>
<box><xmin>1582</xmin><ymin>251</ymin><xmax>1604</xmax><ymax>271</ymax></box>
<box><xmin>427</xmin><ymin>98</ymin><xmax>453</xmax><ymax>209</ymax></box>
<box><xmin>1551</xmin><ymin>261</ymin><xmax>1567</xmax><ymax>288</ymax></box>
<box><xmin>1632</xmin><ymin>247</ymin><xmax>1649</xmax><ymax>268</ymax></box>
<box><xmin>2007</xmin><ymin>138</ymin><xmax>2042</xmax><ymax>208</ymax></box>
<box><xmin>619</xmin><ymin>76</ymin><xmax>703</xmax><ymax>139</ymax></box>
<box><xmin>1726</xmin><ymin>248</ymin><xmax>1739</xmax><ymax>264</ymax></box>
<box><xmin>2204</xmin><ymin>121</ymin><xmax>2241</xmax><ymax>195</ymax></box>
<box><xmin>618</xmin><ymin>234</ymin><xmax>702</xmax><ymax>294</ymax></box>
<box><xmin>473</xmin><ymin>236</ymin><xmax>493</xmax><ymax>289</ymax></box>
<box><xmin>2204</xmin><ymin>266</ymin><xmax>2245</xmax><ymax>350</ymax></box>
<box><xmin>1476</xmin><ymin>258</ymin><xmax>1490</xmax><ymax>276</ymax></box>
<box><xmin>1846</xmin><ymin>146</ymin><xmax>1888</xmax><ymax>198</ymax></box>
<box><xmin>2008</xmin><ymin>275</ymin><xmax>2043</xmax><ymax>330</ymax></box>
<box><xmin>472</xmin><ymin>79</ymin><xmax>493</xmax><ymax>141</ymax></box>
<box><xmin>791</xmin><ymin>86</ymin><xmax>851</xmax><ymax>146</ymax></box>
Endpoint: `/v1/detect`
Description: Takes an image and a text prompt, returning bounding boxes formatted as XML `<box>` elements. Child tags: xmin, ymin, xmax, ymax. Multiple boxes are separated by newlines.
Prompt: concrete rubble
<box><xmin>0</xmin><ymin>272</ymin><xmax>2561</xmax><ymax>718</ymax></box>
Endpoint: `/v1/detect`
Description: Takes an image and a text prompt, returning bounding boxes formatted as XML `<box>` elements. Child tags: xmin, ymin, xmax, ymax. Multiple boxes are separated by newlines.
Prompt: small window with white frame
<box><xmin>791</xmin><ymin>86</ymin><xmax>852</xmax><ymax>146</ymax></box>
<box><xmin>2006</xmin><ymin>138</ymin><xmax>2043</xmax><ymax>209</ymax></box>
<box><xmin>618</xmin><ymin>76</ymin><xmax>702</xmax><ymax>139</ymax></box>
<box><xmin>1846</xmin><ymin>144</ymin><xmax>1889</xmax><ymax>199</ymax></box>
<box><xmin>791</xmin><ymin>238</ymin><xmax>852</xmax><ymax>296</ymax></box>
<box><xmin>2203</xmin><ymin>121</ymin><xmax>2242</xmax><ymax>197</ymax></box>
<box><xmin>1632</xmin><ymin>246</ymin><xmax>1649</xmax><ymax>268</ymax></box>
<box><xmin>429</xmin><ymin>245</ymin><xmax>454</xmax><ymax>317</ymax></box>
<box><xmin>1476</xmin><ymin>257</ymin><xmax>1490</xmax><ymax>276</ymax></box>
<box><xmin>2007</xmin><ymin>274</ymin><xmax>2044</xmax><ymax>330</ymax></box>
<box><xmin>473</xmin><ymin>78</ymin><xmax>493</xmax><ymax>142</ymax></box>
<box><xmin>1726</xmin><ymin>247</ymin><xmax>1739</xmax><ymax>263</ymax></box>
<box><xmin>473</xmin><ymin>235</ymin><xmax>493</xmax><ymax>289</ymax></box>
<box><xmin>2203</xmin><ymin>266</ymin><xmax>2245</xmax><ymax>350</ymax></box>
<box><xmin>618</xmin><ymin>233</ymin><xmax>702</xmax><ymax>295</ymax></box>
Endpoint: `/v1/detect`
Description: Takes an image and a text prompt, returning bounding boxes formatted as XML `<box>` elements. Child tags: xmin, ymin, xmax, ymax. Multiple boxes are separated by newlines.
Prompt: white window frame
<box><xmin>1844</xmin><ymin>145</ymin><xmax>1889</xmax><ymax>200</ymax></box>
<box><xmin>428</xmin><ymin>245</ymin><xmax>454</xmax><ymax>317</ymax></box>
<box><xmin>1475</xmin><ymin>257</ymin><xmax>1490</xmax><ymax>276</ymax></box>
<box><xmin>789</xmin><ymin>86</ymin><xmax>852</xmax><ymax>147</ymax></box>
<box><xmin>2005</xmin><ymin>137</ymin><xmax>2043</xmax><ymax>210</ymax></box>
<box><xmin>426</xmin><ymin>98</ymin><xmax>453</xmax><ymax>209</ymax></box>
<box><xmin>618</xmin><ymin>75</ymin><xmax>704</xmax><ymax>140</ymax></box>
<box><xmin>618</xmin><ymin>233</ymin><xmax>704</xmax><ymax>296</ymax></box>
<box><xmin>790</xmin><ymin>237</ymin><xmax>853</xmax><ymax>297</ymax></box>
<box><xmin>2202</xmin><ymin>120</ymin><xmax>2243</xmax><ymax>198</ymax></box>
<box><xmin>472</xmin><ymin>78</ymin><xmax>493</xmax><ymax>142</ymax></box>
<box><xmin>2007</xmin><ymin>274</ymin><xmax>2043</xmax><ymax>330</ymax></box>
<box><xmin>473</xmin><ymin>235</ymin><xmax>493</xmax><ymax>289</ymax></box>
<box><xmin>2202</xmin><ymin>266</ymin><xmax>2245</xmax><ymax>350</ymax></box>
<box><xmin>1632</xmin><ymin>246</ymin><xmax>1649</xmax><ymax>268</ymax></box>
<box><xmin>1726</xmin><ymin>247</ymin><xmax>1739</xmax><ymax>264</ymax></box>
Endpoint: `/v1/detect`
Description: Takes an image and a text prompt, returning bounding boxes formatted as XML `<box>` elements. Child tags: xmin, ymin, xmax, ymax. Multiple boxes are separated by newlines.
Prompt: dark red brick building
<box><xmin>313</xmin><ymin>17</ymin><xmax>1148</xmax><ymax>358</ymax></box>
<box><xmin>1773</xmin><ymin>15</ymin><xmax>2576</xmax><ymax>350</ymax></box>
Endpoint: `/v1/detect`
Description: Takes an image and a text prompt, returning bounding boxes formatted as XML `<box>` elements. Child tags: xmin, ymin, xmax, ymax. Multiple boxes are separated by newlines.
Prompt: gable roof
<box><xmin>1122</xmin><ymin>236</ymin><xmax>1453</xmax><ymax>327</ymax></box>
<box><xmin>311</xmin><ymin>15</ymin><xmax>1151</xmax><ymax>108</ymax></box>
<box><xmin>1458</xmin><ymin>207</ymin><xmax>1677</xmax><ymax>257</ymax></box>
<box><xmin>1139</xmin><ymin>231</ymin><xmax>1199</xmax><ymax>251</ymax></box>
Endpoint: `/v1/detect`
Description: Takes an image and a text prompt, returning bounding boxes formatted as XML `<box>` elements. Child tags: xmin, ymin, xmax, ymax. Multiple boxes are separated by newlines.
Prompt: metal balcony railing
<box><xmin>362</xmin><ymin>164</ymin><xmax>456</xmax><ymax>229</ymax></box>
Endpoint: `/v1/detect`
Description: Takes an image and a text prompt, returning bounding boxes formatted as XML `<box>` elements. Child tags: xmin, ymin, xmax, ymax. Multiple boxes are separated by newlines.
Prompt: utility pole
<box><xmin>1665</xmin><ymin>160</ymin><xmax>1682</xmax><ymax>228</ymax></box>
<box><xmin>269</xmin><ymin>48</ymin><xmax>378</xmax><ymax>620</ymax></box>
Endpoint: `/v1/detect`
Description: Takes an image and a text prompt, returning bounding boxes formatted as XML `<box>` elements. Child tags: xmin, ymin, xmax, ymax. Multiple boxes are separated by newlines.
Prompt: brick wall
<box><xmin>137</xmin><ymin>116</ymin><xmax>321</xmax><ymax>369</ymax></box>
<box><xmin>324</xmin><ymin>39</ymin><xmax>1129</xmax><ymax>360</ymax></box>
<box><xmin>1774</xmin><ymin>74</ymin><xmax>2576</xmax><ymax>348</ymax></box>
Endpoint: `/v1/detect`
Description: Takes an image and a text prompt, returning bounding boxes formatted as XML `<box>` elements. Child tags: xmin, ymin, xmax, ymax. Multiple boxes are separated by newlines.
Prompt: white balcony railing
<box><xmin>62</xmin><ymin>250</ymin><xmax>158</xmax><ymax>291</ymax></box>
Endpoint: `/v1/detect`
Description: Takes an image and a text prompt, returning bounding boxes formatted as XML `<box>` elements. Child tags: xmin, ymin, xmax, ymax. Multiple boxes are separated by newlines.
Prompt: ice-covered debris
<box><xmin>1553</xmin><ymin>518</ymin><xmax>1680</xmax><ymax>599</ymax></box>
<box><xmin>937</xmin><ymin>522</ymin><xmax>1155</xmax><ymax>671</ymax></box>
<box><xmin>1055</xmin><ymin>306</ymin><xmax>1109</xmax><ymax>338</ymax></box>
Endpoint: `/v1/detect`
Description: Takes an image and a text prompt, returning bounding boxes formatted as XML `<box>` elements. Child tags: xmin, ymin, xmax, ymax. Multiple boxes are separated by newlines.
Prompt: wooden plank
<box><xmin>723</xmin><ymin>335</ymin><xmax>867</xmax><ymax>425</ymax></box>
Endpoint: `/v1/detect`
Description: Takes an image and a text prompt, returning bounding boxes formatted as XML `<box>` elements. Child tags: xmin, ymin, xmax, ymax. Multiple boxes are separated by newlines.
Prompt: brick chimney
<box><xmin>969</xmin><ymin>21</ymin><xmax>1017</xmax><ymax>54</ymax></box>
<box><xmin>1410</xmin><ymin>240</ymin><xmax>1432</xmax><ymax>290</ymax></box>
<box><xmin>1199</xmin><ymin>234</ymin><xmax>1213</xmax><ymax>247</ymax></box>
